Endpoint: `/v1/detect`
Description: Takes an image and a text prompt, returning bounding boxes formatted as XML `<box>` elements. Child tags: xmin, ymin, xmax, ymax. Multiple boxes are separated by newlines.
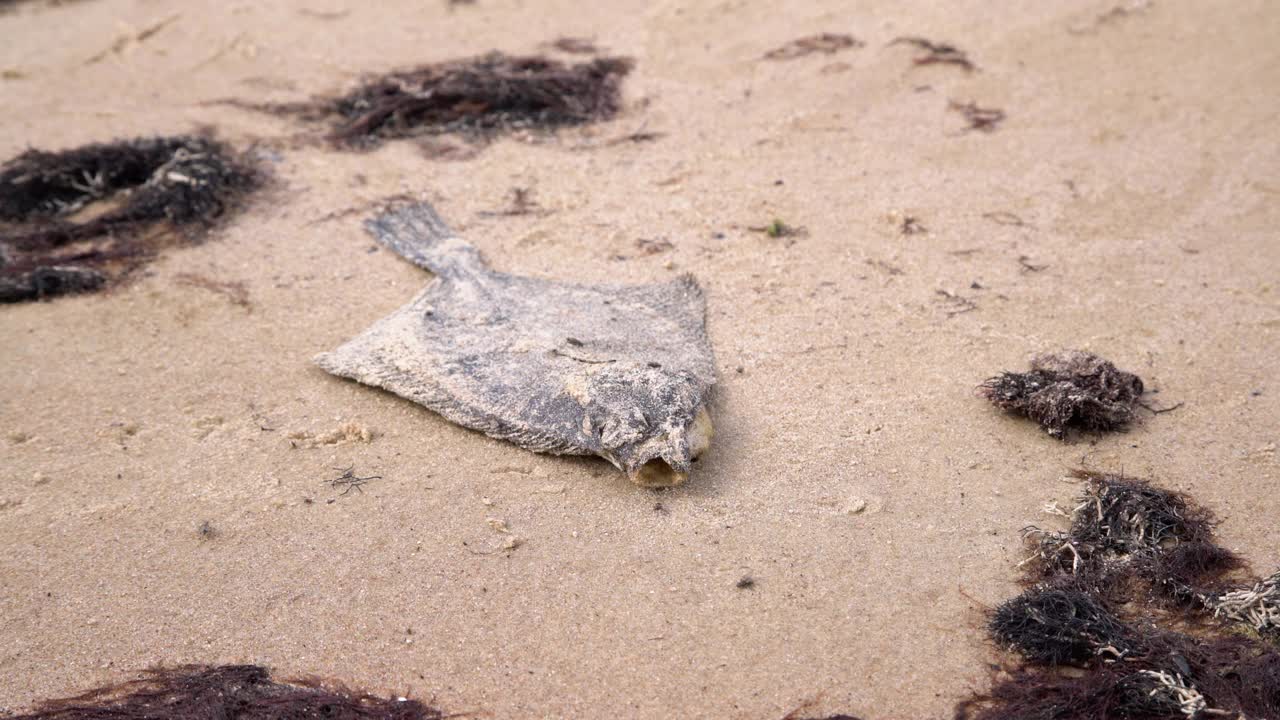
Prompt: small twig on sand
<box><xmin>175</xmin><ymin>273</ymin><xmax>252</xmax><ymax>309</ymax></box>
<box><xmin>1139</xmin><ymin>401</ymin><xmax>1184</xmax><ymax>415</ymax></box>
<box><xmin>478</xmin><ymin>187</ymin><xmax>545</xmax><ymax>217</ymax></box>
<box><xmin>303</xmin><ymin>193</ymin><xmax>414</xmax><ymax>227</ymax></box>
<box><xmin>889</xmin><ymin>37</ymin><xmax>976</xmax><ymax>72</ymax></box>
<box><xmin>635</xmin><ymin>237</ymin><xmax>674</xmax><ymax>255</ymax></box>
<box><xmin>936</xmin><ymin>289</ymin><xmax>978</xmax><ymax>317</ymax></box>
<box><xmin>982</xmin><ymin>211</ymin><xmax>1031</xmax><ymax>228</ymax></box>
<box><xmin>867</xmin><ymin>258</ymin><xmax>904</xmax><ymax>276</ymax></box>
<box><xmin>1018</xmin><ymin>255</ymin><xmax>1049</xmax><ymax>273</ymax></box>
<box><xmin>85</xmin><ymin>13</ymin><xmax>182</xmax><ymax>65</ymax></box>
<box><xmin>900</xmin><ymin>216</ymin><xmax>927</xmax><ymax>235</ymax></box>
<box><xmin>329</xmin><ymin>466</ymin><xmax>381</xmax><ymax>496</ymax></box>
<box><xmin>1069</xmin><ymin>0</ymin><xmax>1154</xmax><ymax>35</ymax></box>
<box><xmin>546</xmin><ymin>37</ymin><xmax>599</xmax><ymax>55</ymax></box>
<box><xmin>764</xmin><ymin>33</ymin><xmax>862</xmax><ymax>61</ymax></box>
<box><xmin>298</xmin><ymin>8</ymin><xmax>350</xmax><ymax>20</ymax></box>
<box><xmin>949</xmin><ymin>100</ymin><xmax>1005</xmax><ymax>133</ymax></box>
<box><xmin>603</xmin><ymin>125</ymin><xmax>664</xmax><ymax>146</ymax></box>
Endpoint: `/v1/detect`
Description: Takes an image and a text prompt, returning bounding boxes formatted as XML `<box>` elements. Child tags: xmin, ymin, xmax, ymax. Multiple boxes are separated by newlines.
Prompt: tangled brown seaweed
<box><xmin>959</xmin><ymin>472</ymin><xmax>1280</xmax><ymax>720</ymax></box>
<box><xmin>7</xmin><ymin>664</ymin><xmax>440</xmax><ymax>720</ymax></box>
<box><xmin>980</xmin><ymin>351</ymin><xmax>1145</xmax><ymax>439</ymax></box>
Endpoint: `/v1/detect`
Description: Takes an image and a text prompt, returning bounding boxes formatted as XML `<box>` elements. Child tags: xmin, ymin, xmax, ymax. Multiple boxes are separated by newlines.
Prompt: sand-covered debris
<box><xmin>979</xmin><ymin>351</ymin><xmax>1145</xmax><ymax>438</ymax></box>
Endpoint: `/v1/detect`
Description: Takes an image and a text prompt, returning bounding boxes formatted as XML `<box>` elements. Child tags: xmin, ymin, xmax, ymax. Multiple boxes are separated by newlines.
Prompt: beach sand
<box><xmin>1</xmin><ymin>0</ymin><xmax>1277</xmax><ymax>717</ymax></box>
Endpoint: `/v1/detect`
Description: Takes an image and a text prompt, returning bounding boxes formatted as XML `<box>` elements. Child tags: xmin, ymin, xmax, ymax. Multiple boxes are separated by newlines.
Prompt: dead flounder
<box><xmin>315</xmin><ymin>201</ymin><xmax>716</xmax><ymax>487</ymax></box>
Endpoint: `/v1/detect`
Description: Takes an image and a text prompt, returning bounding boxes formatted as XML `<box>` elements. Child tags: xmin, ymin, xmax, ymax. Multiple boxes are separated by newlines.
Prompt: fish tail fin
<box><xmin>363</xmin><ymin>201</ymin><xmax>486</xmax><ymax>277</ymax></box>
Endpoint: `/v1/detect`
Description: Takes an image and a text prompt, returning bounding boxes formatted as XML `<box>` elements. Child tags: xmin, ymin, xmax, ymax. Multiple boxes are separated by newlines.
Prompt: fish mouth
<box><xmin>626</xmin><ymin>406</ymin><xmax>714</xmax><ymax>488</ymax></box>
<box><xmin>633</xmin><ymin>457</ymin><xmax>688</xmax><ymax>488</ymax></box>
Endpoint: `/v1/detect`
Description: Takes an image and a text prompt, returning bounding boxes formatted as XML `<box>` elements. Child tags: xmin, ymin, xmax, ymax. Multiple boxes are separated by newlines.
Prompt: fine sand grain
<box><xmin>2</xmin><ymin>1</ymin><xmax>1277</xmax><ymax>717</ymax></box>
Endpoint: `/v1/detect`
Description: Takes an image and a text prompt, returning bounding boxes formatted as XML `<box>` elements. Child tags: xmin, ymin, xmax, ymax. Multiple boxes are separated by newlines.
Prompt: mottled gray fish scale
<box><xmin>315</xmin><ymin>201</ymin><xmax>716</xmax><ymax>486</ymax></box>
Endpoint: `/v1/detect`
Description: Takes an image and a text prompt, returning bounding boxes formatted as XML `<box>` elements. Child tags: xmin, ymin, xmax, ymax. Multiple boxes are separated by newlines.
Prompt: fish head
<box><xmin>569</xmin><ymin>363</ymin><xmax>714</xmax><ymax>487</ymax></box>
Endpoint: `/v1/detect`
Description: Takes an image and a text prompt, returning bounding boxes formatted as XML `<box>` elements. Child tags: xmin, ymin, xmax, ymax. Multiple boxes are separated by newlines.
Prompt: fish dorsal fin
<box><xmin>363</xmin><ymin>201</ymin><xmax>487</xmax><ymax>278</ymax></box>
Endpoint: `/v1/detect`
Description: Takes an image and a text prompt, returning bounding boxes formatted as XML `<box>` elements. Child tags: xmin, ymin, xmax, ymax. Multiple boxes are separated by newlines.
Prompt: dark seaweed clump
<box><xmin>0</xmin><ymin>134</ymin><xmax>257</xmax><ymax>302</ymax></box>
<box><xmin>1020</xmin><ymin>471</ymin><xmax>1222</xmax><ymax>592</ymax></box>
<box><xmin>1141</xmin><ymin>541</ymin><xmax>1245</xmax><ymax>608</ymax></box>
<box><xmin>1065</xmin><ymin>473</ymin><xmax>1213</xmax><ymax>553</ymax></box>
<box><xmin>958</xmin><ymin>633</ymin><xmax>1280</xmax><ymax>720</ymax></box>
<box><xmin>991</xmin><ymin>585</ymin><xmax>1135</xmax><ymax>665</ymax></box>
<box><xmin>958</xmin><ymin>472</ymin><xmax>1280</xmax><ymax>720</ymax></box>
<box><xmin>979</xmin><ymin>351</ymin><xmax>1144</xmax><ymax>438</ymax></box>
<box><xmin>296</xmin><ymin>52</ymin><xmax>633</xmax><ymax>148</ymax></box>
<box><xmin>8</xmin><ymin>664</ymin><xmax>441</xmax><ymax>720</ymax></box>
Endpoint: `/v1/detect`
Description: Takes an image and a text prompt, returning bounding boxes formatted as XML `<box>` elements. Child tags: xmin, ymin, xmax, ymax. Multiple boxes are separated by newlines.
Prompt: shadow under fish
<box><xmin>315</xmin><ymin>201</ymin><xmax>716</xmax><ymax>487</ymax></box>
